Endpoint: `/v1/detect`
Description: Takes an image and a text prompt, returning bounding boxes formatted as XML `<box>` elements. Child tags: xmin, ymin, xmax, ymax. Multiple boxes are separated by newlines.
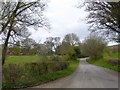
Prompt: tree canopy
<box><xmin>85</xmin><ymin>2</ymin><xmax>120</xmax><ymax>42</ymax></box>
<box><xmin>81</xmin><ymin>34</ymin><xmax>107</xmax><ymax>59</ymax></box>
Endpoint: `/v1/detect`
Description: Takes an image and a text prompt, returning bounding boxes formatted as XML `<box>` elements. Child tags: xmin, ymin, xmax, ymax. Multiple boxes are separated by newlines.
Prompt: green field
<box><xmin>5</xmin><ymin>56</ymin><xmax>40</xmax><ymax>64</ymax></box>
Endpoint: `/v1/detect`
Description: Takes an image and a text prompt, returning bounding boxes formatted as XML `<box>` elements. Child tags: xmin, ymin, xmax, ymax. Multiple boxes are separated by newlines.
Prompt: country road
<box><xmin>32</xmin><ymin>58</ymin><xmax>118</xmax><ymax>88</ymax></box>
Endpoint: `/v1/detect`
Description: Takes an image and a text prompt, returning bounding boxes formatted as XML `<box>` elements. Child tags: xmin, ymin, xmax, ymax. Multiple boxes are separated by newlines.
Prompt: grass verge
<box><xmin>109</xmin><ymin>53</ymin><xmax>120</xmax><ymax>59</ymax></box>
<box><xmin>87</xmin><ymin>59</ymin><xmax>120</xmax><ymax>72</ymax></box>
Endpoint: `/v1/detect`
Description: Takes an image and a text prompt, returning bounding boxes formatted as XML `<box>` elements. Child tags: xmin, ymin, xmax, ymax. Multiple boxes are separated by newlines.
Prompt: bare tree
<box><xmin>21</xmin><ymin>38</ymin><xmax>36</xmax><ymax>55</ymax></box>
<box><xmin>63</xmin><ymin>33</ymin><xmax>80</xmax><ymax>46</ymax></box>
<box><xmin>44</xmin><ymin>37</ymin><xmax>54</xmax><ymax>54</ymax></box>
<box><xmin>84</xmin><ymin>2</ymin><xmax>120</xmax><ymax>41</ymax></box>
<box><xmin>0</xmin><ymin>1</ymin><xmax>49</xmax><ymax>65</ymax></box>
<box><xmin>53</xmin><ymin>37</ymin><xmax>60</xmax><ymax>52</ymax></box>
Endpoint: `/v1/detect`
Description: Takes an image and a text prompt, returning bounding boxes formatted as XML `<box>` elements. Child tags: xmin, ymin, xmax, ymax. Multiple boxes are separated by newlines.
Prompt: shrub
<box><xmin>107</xmin><ymin>59</ymin><xmax>120</xmax><ymax>65</ymax></box>
<box><xmin>3</xmin><ymin>56</ymin><xmax>69</xmax><ymax>88</ymax></box>
<box><xmin>3</xmin><ymin>64</ymin><xmax>23</xmax><ymax>88</ymax></box>
<box><xmin>49</xmin><ymin>55</ymin><xmax>69</xmax><ymax>71</ymax></box>
<box><xmin>60</xmin><ymin>55</ymin><xmax>70</xmax><ymax>61</ymax></box>
<box><xmin>73</xmin><ymin>46</ymin><xmax>81</xmax><ymax>58</ymax></box>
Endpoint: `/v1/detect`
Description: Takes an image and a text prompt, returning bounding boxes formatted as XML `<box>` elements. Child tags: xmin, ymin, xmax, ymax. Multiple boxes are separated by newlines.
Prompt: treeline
<box><xmin>7</xmin><ymin>33</ymin><xmax>82</xmax><ymax>59</ymax></box>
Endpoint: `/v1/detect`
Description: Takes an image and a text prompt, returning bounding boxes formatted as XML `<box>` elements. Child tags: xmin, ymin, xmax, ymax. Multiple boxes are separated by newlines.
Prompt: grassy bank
<box><xmin>3</xmin><ymin>56</ymin><xmax>79</xmax><ymax>89</ymax></box>
<box><xmin>87</xmin><ymin>59</ymin><xmax>119</xmax><ymax>71</ymax></box>
<box><xmin>87</xmin><ymin>53</ymin><xmax>120</xmax><ymax>72</ymax></box>
<box><xmin>109</xmin><ymin>53</ymin><xmax>119</xmax><ymax>58</ymax></box>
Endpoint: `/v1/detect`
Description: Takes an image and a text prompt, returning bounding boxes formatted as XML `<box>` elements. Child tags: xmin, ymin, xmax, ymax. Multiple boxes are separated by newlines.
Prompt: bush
<box><xmin>48</xmin><ymin>55</ymin><xmax>69</xmax><ymax>71</ymax></box>
<box><xmin>3</xmin><ymin>64</ymin><xmax>21</xmax><ymax>88</ymax></box>
<box><xmin>107</xmin><ymin>59</ymin><xmax>120</xmax><ymax>65</ymax></box>
<box><xmin>60</xmin><ymin>55</ymin><xmax>70</xmax><ymax>61</ymax></box>
<box><xmin>3</xmin><ymin>56</ymin><xmax>69</xmax><ymax>88</ymax></box>
<box><xmin>68</xmin><ymin>53</ymin><xmax>77</xmax><ymax>60</ymax></box>
<box><xmin>73</xmin><ymin>46</ymin><xmax>81</xmax><ymax>58</ymax></box>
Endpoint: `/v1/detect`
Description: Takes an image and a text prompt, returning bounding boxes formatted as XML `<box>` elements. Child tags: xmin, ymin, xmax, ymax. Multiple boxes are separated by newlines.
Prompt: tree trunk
<box><xmin>2</xmin><ymin>2</ymin><xmax>21</xmax><ymax>65</ymax></box>
<box><xmin>2</xmin><ymin>29</ymin><xmax>11</xmax><ymax>65</ymax></box>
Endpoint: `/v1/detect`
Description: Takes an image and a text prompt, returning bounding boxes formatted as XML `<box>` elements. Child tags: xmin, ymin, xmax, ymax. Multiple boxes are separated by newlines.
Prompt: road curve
<box><xmin>32</xmin><ymin>58</ymin><xmax>118</xmax><ymax>88</ymax></box>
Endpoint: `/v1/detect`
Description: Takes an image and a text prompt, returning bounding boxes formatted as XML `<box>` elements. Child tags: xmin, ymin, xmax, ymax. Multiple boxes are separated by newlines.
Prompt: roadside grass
<box><xmin>87</xmin><ymin>59</ymin><xmax>119</xmax><ymax>71</ymax></box>
<box><xmin>5</xmin><ymin>56</ymin><xmax>40</xmax><ymax>64</ymax></box>
<box><xmin>87</xmin><ymin>52</ymin><xmax>120</xmax><ymax>72</ymax></box>
<box><xmin>109</xmin><ymin>53</ymin><xmax>120</xmax><ymax>59</ymax></box>
<box><xmin>3</xmin><ymin>56</ymin><xmax>79</xmax><ymax>89</ymax></box>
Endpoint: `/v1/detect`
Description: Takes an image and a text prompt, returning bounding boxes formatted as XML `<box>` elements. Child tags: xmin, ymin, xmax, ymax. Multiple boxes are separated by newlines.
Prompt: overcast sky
<box><xmin>29</xmin><ymin>0</ymin><xmax>117</xmax><ymax>46</ymax></box>
<box><xmin>29</xmin><ymin>0</ymin><xmax>90</xmax><ymax>42</ymax></box>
